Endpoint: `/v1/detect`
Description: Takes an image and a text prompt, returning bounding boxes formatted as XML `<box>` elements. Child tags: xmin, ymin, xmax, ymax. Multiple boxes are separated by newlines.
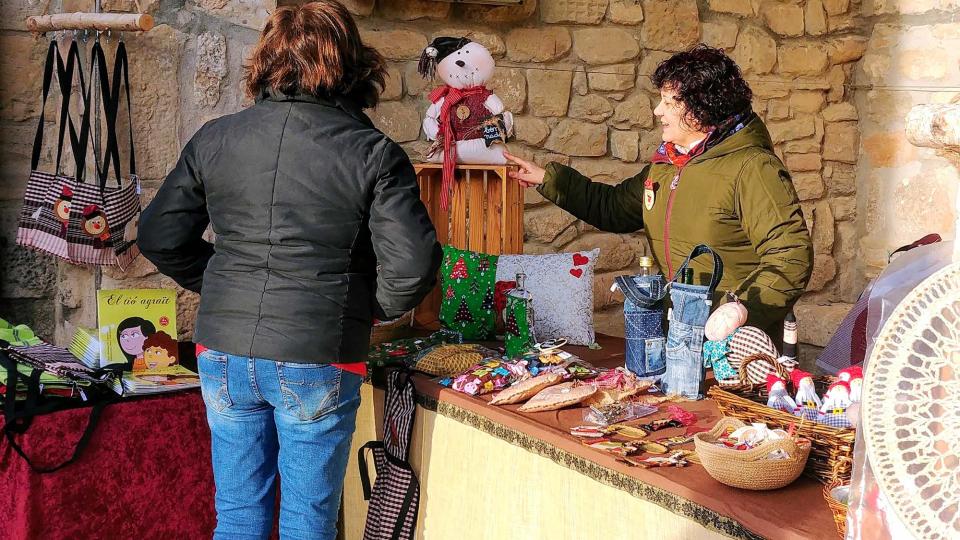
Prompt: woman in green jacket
<box><xmin>505</xmin><ymin>45</ymin><xmax>813</xmax><ymax>337</ymax></box>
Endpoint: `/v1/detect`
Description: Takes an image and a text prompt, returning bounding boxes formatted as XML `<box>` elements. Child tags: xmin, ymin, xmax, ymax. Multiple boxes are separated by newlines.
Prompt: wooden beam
<box><xmin>27</xmin><ymin>13</ymin><xmax>154</xmax><ymax>34</ymax></box>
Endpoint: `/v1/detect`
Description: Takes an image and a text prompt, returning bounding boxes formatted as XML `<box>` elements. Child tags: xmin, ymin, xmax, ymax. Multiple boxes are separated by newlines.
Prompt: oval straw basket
<box><xmin>694</xmin><ymin>417</ymin><xmax>812</xmax><ymax>490</ymax></box>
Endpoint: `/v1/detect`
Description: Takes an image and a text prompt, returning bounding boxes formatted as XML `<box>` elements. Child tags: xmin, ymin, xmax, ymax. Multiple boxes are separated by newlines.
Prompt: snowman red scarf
<box><xmin>429</xmin><ymin>85</ymin><xmax>489</xmax><ymax>210</ymax></box>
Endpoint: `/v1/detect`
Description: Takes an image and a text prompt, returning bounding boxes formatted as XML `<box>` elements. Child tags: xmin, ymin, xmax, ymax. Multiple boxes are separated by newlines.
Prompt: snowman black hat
<box><xmin>418</xmin><ymin>36</ymin><xmax>472</xmax><ymax>79</ymax></box>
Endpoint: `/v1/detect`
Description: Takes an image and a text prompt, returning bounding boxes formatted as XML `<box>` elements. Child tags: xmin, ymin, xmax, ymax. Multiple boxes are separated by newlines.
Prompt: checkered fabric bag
<box><xmin>358</xmin><ymin>369</ymin><xmax>420</xmax><ymax>540</ymax></box>
<box><xmin>816</xmin><ymin>234</ymin><xmax>941</xmax><ymax>374</ymax></box>
<box><xmin>17</xmin><ymin>40</ymin><xmax>141</xmax><ymax>270</ymax></box>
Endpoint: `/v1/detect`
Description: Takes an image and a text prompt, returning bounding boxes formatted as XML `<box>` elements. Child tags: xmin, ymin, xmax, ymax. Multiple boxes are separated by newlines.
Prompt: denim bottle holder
<box><xmin>661</xmin><ymin>245</ymin><xmax>724</xmax><ymax>400</ymax></box>
<box><xmin>615</xmin><ymin>274</ymin><xmax>668</xmax><ymax>378</ymax></box>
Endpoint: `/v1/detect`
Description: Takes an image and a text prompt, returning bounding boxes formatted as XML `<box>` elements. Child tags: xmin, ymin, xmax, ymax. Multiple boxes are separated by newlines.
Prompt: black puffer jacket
<box><xmin>139</xmin><ymin>90</ymin><xmax>441</xmax><ymax>364</ymax></box>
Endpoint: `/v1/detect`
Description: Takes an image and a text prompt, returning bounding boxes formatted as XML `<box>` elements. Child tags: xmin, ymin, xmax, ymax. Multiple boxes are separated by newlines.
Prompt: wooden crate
<box><xmin>413</xmin><ymin>163</ymin><xmax>524</xmax><ymax>327</ymax></box>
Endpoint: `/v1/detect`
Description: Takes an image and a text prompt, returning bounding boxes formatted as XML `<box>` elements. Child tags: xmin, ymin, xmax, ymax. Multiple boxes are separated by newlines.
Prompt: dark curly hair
<box><xmin>651</xmin><ymin>44</ymin><xmax>753</xmax><ymax>130</ymax></box>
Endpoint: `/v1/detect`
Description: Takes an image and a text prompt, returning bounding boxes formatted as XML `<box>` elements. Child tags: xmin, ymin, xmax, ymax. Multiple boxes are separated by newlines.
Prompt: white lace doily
<box><xmin>862</xmin><ymin>263</ymin><xmax>960</xmax><ymax>540</ymax></box>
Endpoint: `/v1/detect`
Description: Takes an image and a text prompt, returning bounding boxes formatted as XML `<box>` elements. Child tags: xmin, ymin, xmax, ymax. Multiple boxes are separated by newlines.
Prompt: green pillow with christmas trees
<box><xmin>439</xmin><ymin>245</ymin><xmax>498</xmax><ymax>339</ymax></box>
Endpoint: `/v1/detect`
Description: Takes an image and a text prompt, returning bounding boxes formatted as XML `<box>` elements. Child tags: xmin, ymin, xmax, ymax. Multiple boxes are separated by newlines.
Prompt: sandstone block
<box><xmin>544</xmin><ymin>119</ymin><xmax>609</xmax><ymax>156</ymax></box>
<box><xmin>823</xmin><ymin>0</ymin><xmax>850</xmax><ymax>15</ymax></box>
<box><xmin>766</xmin><ymin>99</ymin><xmax>791</xmax><ymax>121</ymax></box>
<box><xmin>805</xmin><ymin>0</ymin><xmax>828</xmax><ymax>36</ymax></box>
<box><xmin>732</xmin><ymin>27</ymin><xmax>777</xmax><ymax>74</ymax></box>
<box><xmin>193</xmin><ymin>0</ymin><xmax>274</xmax><ymax>30</ymax></box>
<box><xmin>459</xmin><ymin>0</ymin><xmax>537</xmax><ymax>22</ymax></box>
<box><xmin>610</xmin><ymin>130</ymin><xmax>640</xmax><ymax>162</ymax></box>
<box><xmin>830</xmin><ymin>196</ymin><xmax>857</xmax><ymax>221</ymax></box>
<box><xmin>612</xmin><ymin>92</ymin><xmax>654</xmax><ymax>128</ymax></box>
<box><xmin>827</xmin><ymin>36</ymin><xmax>868</xmax><ymax>65</ymax></box>
<box><xmin>790</xmin><ymin>91</ymin><xmax>826</xmax><ymax>114</ymax></box>
<box><xmin>542</xmin><ymin>0</ymin><xmax>608</xmax><ymax>23</ymax></box>
<box><xmin>707</xmin><ymin>0</ymin><xmax>753</xmax><ymax>16</ymax></box>
<box><xmin>821</xmin><ymin>102</ymin><xmax>858</xmax><ymax>122</ymax></box>
<box><xmin>379</xmin><ymin>0</ymin><xmax>450</xmax><ymax>20</ymax></box>
<box><xmin>361</xmin><ymin>30</ymin><xmax>427</xmax><ymax>60</ymax></box>
<box><xmin>701</xmin><ymin>20</ymin><xmax>739</xmax><ymax>49</ymax></box>
<box><xmin>569</xmin><ymin>94</ymin><xmax>615</xmax><ymax>122</ymax></box>
<box><xmin>823</xmin><ymin>122</ymin><xmax>859</xmax><ymax>163</ymax></box>
<box><xmin>792</xmin><ymin>172</ymin><xmax>826</xmax><ymax>200</ymax></box>
<box><xmin>806</xmin><ymin>253</ymin><xmax>837</xmax><ymax>291</ymax></box>
<box><xmin>506</xmin><ymin>28</ymin><xmax>572</xmax><ymax>63</ymax></box>
<box><xmin>573</xmin><ymin>67</ymin><xmax>589</xmax><ymax>96</ymax></box>
<box><xmin>642</xmin><ymin>0</ymin><xmax>701</xmax><ymax>52</ymax></box>
<box><xmin>368</xmin><ymin>102</ymin><xmax>421</xmax><ymax>143</ymax></box>
<box><xmin>608</xmin><ymin>0</ymin><xmax>645</xmax><ymax>23</ymax></box>
<box><xmin>514</xmin><ymin>116</ymin><xmax>551</xmax><ymax>145</ymax></box>
<box><xmin>381</xmin><ymin>66</ymin><xmax>403</xmax><ymax>101</ymax></box>
<box><xmin>488</xmin><ymin>67</ymin><xmax>527</xmax><ymax>112</ymax></box>
<box><xmin>524</xmin><ymin>205</ymin><xmax>578</xmax><ymax>243</ymax></box>
<box><xmin>194</xmin><ymin>32</ymin><xmax>228</xmax><ymax>108</ymax></box>
<box><xmin>793</xmin><ymin>302</ymin><xmax>853</xmax><ymax>346</ymax></box>
<box><xmin>341</xmin><ymin>0</ymin><xmax>374</xmax><ymax>16</ymax></box>
<box><xmin>527</xmin><ymin>69</ymin><xmax>574</xmax><ymax>117</ymax></box>
<box><xmin>778</xmin><ymin>44</ymin><xmax>829</xmax><ymax>75</ymax></box>
<box><xmin>761</xmin><ymin>3</ymin><xmax>804</xmax><ymax>36</ymax></box>
<box><xmin>785</xmin><ymin>153</ymin><xmax>823</xmax><ymax>172</ymax></box>
<box><xmin>587</xmin><ymin>63</ymin><xmax>637</xmax><ymax>92</ymax></box>
<box><xmin>574</xmin><ymin>28</ymin><xmax>639</xmax><ymax>64</ymax></box>
<box><xmin>768</xmin><ymin>117</ymin><xmax>816</xmax><ymax>143</ymax></box>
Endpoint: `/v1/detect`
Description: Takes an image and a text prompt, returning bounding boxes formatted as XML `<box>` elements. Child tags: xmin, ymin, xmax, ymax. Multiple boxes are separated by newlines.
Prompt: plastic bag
<box><xmin>846</xmin><ymin>240</ymin><xmax>954</xmax><ymax>540</ymax></box>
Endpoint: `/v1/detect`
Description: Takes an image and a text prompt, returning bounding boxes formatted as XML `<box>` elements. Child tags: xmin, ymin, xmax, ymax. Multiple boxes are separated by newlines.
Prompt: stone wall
<box><xmin>4</xmin><ymin>0</ymin><xmax>946</xmax><ymax>363</ymax></box>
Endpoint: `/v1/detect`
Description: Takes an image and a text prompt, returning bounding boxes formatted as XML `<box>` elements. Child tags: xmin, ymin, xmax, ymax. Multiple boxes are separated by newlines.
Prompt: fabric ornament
<box><xmin>450</xmin><ymin>359</ymin><xmax>528</xmax><ymax>396</ymax></box>
<box><xmin>489</xmin><ymin>372</ymin><xmax>563</xmax><ymax>406</ymax></box>
<box><xmin>818</xmin><ymin>381</ymin><xmax>853</xmax><ymax>429</ymax></box>
<box><xmin>791</xmin><ymin>369</ymin><xmax>821</xmax><ymax>422</ymax></box>
<box><xmin>703</xmin><ymin>335</ymin><xmax>738</xmax><ymax>383</ymax></box>
<box><xmin>838</xmin><ymin>366</ymin><xmax>864</xmax><ymax>402</ymax></box>
<box><xmin>517</xmin><ymin>381</ymin><xmax>597</xmax><ymax>413</ymax></box>
<box><xmin>766</xmin><ymin>373</ymin><xmax>798</xmax><ymax>413</ymax></box>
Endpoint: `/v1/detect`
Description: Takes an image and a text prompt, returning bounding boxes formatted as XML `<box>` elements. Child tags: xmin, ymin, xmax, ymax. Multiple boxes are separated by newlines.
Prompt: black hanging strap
<box><xmin>672</xmin><ymin>244</ymin><xmax>724</xmax><ymax>293</ymax></box>
<box><xmin>30</xmin><ymin>40</ymin><xmax>58</xmax><ymax>172</ymax></box>
<box><xmin>99</xmin><ymin>40</ymin><xmax>136</xmax><ymax>189</ymax></box>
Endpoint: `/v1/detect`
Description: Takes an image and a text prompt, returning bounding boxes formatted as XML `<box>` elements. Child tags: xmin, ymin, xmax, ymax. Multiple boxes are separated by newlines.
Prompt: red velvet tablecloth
<box><xmin>1</xmin><ymin>390</ymin><xmax>216</xmax><ymax>540</ymax></box>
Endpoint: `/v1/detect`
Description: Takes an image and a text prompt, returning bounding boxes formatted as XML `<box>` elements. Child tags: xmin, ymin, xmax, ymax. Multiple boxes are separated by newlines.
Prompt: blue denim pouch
<box><xmin>662</xmin><ymin>245</ymin><xmax>724</xmax><ymax>400</ymax></box>
<box><xmin>615</xmin><ymin>274</ymin><xmax>667</xmax><ymax>378</ymax></box>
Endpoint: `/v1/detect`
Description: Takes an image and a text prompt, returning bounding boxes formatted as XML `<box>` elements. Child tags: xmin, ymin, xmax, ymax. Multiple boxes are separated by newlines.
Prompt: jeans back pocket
<box><xmin>276</xmin><ymin>363</ymin><xmax>344</xmax><ymax>422</ymax></box>
<box><xmin>198</xmin><ymin>351</ymin><xmax>233</xmax><ymax>413</ymax></box>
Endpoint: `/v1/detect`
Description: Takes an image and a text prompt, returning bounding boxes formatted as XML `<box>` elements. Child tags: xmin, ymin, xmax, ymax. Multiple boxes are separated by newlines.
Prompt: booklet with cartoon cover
<box><xmin>97</xmin><ymin>289</ymin><xmax>179</xmax><ymax>371</ymax></box>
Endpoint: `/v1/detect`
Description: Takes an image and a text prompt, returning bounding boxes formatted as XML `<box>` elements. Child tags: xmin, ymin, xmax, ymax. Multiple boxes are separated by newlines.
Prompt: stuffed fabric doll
<box><xmin>838</xmin><ymin>366</ymin><xmax>864</xmax><ymax>402</ymax></box>
<box><xmin>791</xmin><ymin>369</ymin><xmax>822</xmax><ymax>422</ymax></box>
<box><xmin>419</xmin><ymin>36</ymin><xmax>514</xmax><ymax>209</ymax></box>
<box><xmin>818</xmin><ymin>381</ymin><xmax>853</xmax><ymax>428</ymax></box>
<box><xmin>766</xmin><ymin>374</ymin><xmax>798</xmax><ymax>413</ymax></box>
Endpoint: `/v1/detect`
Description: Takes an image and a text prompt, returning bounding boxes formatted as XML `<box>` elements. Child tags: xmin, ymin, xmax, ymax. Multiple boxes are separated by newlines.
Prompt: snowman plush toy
<box><xmin>419</xmin><ymin>36</ymin><xmax>513</xmax><ymax>208</ymax></box>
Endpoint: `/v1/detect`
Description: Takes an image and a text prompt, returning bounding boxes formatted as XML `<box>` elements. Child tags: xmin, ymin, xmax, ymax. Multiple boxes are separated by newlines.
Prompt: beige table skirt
<box><xmin>342</xmin><ymin>384</ymin><xmax>735</xmax><ymax>540</ymax></box>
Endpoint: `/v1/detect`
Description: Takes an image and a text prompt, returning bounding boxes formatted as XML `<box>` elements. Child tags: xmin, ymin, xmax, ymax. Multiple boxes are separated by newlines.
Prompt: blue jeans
<box><xmin>197</xmin><ymin>349</ymin><xmax>363</xmax><ymax>540</ymax></box>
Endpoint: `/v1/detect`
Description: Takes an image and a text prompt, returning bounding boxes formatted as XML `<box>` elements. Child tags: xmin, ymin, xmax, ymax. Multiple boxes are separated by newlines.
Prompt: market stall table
<box><xmin>0</xmin><ymin>390</ymin><xmax>217</xmax><ymax>540</ymax></box>
<box><xmin>344</xmin><ymin>335</ymin><xmax>838</xmax><ymax>540</ymax></box>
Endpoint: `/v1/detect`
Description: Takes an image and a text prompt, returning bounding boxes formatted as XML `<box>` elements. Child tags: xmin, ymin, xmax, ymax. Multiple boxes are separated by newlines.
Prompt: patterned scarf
<box><xmin>651</xmin><ymin>109</ymin><xmax>753</xmax><ymax>168</ymax></box>
<box><xmin>428</xmin><ymin>85</ymin><xmax>489</xmax><ymax>210</ymax></box>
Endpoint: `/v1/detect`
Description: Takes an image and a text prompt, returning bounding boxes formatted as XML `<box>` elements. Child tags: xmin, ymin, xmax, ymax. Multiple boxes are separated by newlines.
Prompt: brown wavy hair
<box><xmin>242</xmin><ymin>1</ymin><xmax>386</xmax><ymax>109</ymax></box>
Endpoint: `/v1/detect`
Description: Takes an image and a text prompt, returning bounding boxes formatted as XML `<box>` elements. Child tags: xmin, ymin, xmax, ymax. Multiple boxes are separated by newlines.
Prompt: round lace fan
<box><xmin>861</xmin><ymin>263</ymin><xmax>960</xmax><ymax>540</ymax></box>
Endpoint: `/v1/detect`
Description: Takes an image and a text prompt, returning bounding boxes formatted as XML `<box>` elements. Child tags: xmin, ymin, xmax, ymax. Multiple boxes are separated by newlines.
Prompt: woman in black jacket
<box><xmin>138</xmin><ymin>2</ymin><xmax>441</xmax><ymax>538</ymax></box>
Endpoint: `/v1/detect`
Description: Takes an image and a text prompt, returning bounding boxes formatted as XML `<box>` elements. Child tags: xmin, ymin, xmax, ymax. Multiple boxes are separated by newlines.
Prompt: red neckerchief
<box><xmin>428</xmin><ymin>85</ymin><xmax>488</xmax><ymax>210</ymax></box>
<box><xmin>651</xmin><ymin>137</ymin><xmax>709</xmax><ymax>168</ymax></box>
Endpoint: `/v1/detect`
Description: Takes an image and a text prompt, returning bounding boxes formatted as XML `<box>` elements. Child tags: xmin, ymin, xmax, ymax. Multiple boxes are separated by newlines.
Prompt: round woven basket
<box><xmin>694</xmin><ymin>417</ymin><xmax>811</xmax><ymax>490</ymax></box>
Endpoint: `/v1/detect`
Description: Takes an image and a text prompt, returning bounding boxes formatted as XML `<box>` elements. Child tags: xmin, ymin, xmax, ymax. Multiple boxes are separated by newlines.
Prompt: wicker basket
<box><xmin>824</xmin><ymin>480</ymin><xmax>850</xmax><ymax>538</ymax></box>
<box><xmin>694</xmin><ymin>417</ymin><xmax>811</xmax><ymax>490</ymax></box>
<box><xmin>708</xmin><ymin>384</ymin><xmax>855</xmax><ymax>484</ymax></box>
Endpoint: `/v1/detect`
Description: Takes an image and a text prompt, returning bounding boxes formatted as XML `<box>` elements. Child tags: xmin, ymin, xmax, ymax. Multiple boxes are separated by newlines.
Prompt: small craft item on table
<box><xmin>726</xmin><ymin>326</ymin><xmax>780</xmax><ymax>373</ymax></box>
<box><xmin>489</xmin><ymin>372</ymin><xmax>563</xmax><ymax>405</ymax></box>
<box><xmin>503</xmin><ymin>273</ymin><xmax>536</xmax><ymax>358</ymax></box>
<box><xmin>704</xmin><ymin>292</ymin><xmax>748</xmax><ymax>341</ymax></box>
<box><xmin>637</xmin><ymin>451</ymin><xmax>692</xmax><ymax>468</ymax></box>
<box><xmin>584</xmin><ymin>401</ymin><xmax>658</xmax><ymax>426</ymax></box>
<box><xmin>532</xmin><ymin>338</ymin><xmax>569</xmax><ymax>365</ymax></box>
<box><xmin>635</xmin><ymin>393</ymin><xmax>685</xmax><ymax>406</ymax></box>
<box><xmin>583</xmin><ymin>367</ymin><xmax>654</xmax><ymax>406</ymax></box>
<box><xmin>694</xmin><ymin>417</ymin><xmax>812</xmax><ymax>490</ymax></box>
<box><xmin>739</xmin><ymin>353</ymin><xmax>784</xmax><ymax>386</ymax></box>
<box><xmin>817</xmin><ymin>381</ymin><xmax>853</xmax><ymax>428</ymax></box>
<box><xmin>368</xmin><ymin>330</ymin><xmax>463</xmax><ymax>370</ymax></box>
<box><xmin>518</xmin><ymin>381</ymin><xmax>597</xmax><ymax>412</ymax></box>
<box><xmin>790</xmin><ymin>369</ymin><xmax>822</xmax><ymax>421</ymax></box>
<box><xmin>765</xmin><ymin>373</ymin><xmax>798</xmax><ymax>413</ymax></box>
<box><xmin>439</xmin><ymin>246</ymin><xmax>499</xmax><ymax>339</ymax></box>
<box><xmin>656</xmin><ymin>434</ymin><xmax>695</xmax><ymax>448</ymax></box>
<box><xmin>665</xmin><ymin>404</ymin><xmax>698</xmax><ymax>427</ymax></box>
<box><xmin>413</xmin><ymin>343</ymin><xmax>501</xmax><ymax>377</ymax></box>
<box><xmin>702</xmin><ymin>335</ymin><xmax>738</xmax><ymax>383</ymax></box>
<box><xmin>837</xmin><ymin>365</ymin><xmax>863</xmax><ymax>402</ymax></box>
<box><xmin>447</xmin><ymin>359</ymin><xmax>528</xmax><ymax>396</ymax></box>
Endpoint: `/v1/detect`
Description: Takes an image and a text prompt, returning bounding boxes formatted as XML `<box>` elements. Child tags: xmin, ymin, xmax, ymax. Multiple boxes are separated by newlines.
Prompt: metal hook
<box><xmin>72</xmin><ymin>29</ymin><xmax>78</xmax><ymax>41</ymax></box>
<box><xmin>95</xmin><ymin>30</ymin><xmax>102</xmax><ymax>43</ymax></box>
<box><xmin>107</xmin><ymin>29</ymin><xmax>112</xmax><ymax>42</ymax></box>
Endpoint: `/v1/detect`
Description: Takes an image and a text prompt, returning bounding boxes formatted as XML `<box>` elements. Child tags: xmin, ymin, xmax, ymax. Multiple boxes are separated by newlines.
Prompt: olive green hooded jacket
<box><xmin>538</xmin><ymin>115</ymin><xmax>813</xmax><ymax>336</ymax></box>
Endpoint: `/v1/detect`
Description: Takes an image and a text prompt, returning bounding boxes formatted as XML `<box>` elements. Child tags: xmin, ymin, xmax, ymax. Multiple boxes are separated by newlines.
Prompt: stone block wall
<box><xmin>1</xmin><ymin>0</ymin><xmax>952</xmax><ymax>362</ymax></box>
